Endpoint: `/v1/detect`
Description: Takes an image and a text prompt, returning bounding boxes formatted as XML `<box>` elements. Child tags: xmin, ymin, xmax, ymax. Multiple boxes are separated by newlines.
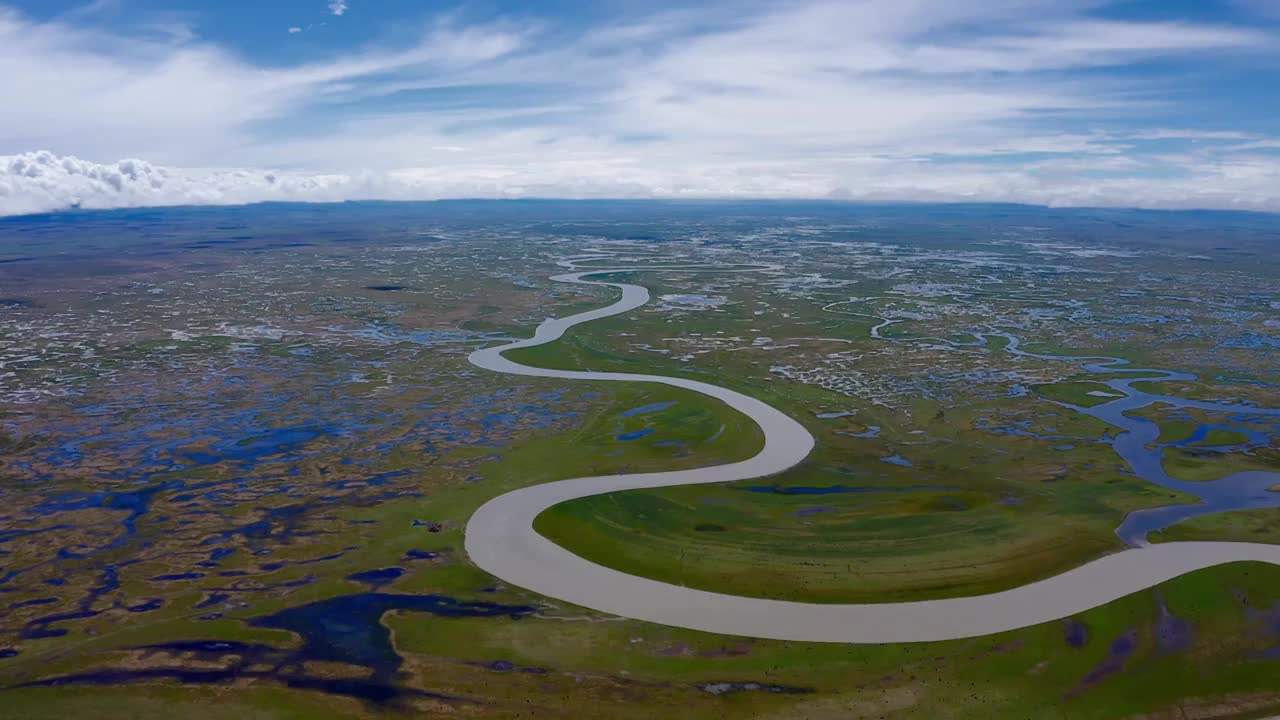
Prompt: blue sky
<box><xmin>2</xmin><ymin>0</ymin><xmax>1280</xmax><ymax>215</ymax></box>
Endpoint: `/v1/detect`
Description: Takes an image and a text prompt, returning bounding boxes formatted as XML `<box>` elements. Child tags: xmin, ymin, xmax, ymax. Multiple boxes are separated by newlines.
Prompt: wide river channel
<box><xmin>464</xmin><ymin>255</ymin><xmax>1280</xmax><ymax>643</ymax></box>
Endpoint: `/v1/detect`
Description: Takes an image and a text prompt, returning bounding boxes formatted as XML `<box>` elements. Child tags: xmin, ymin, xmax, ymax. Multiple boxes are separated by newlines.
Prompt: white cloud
<box><xmin>1126</xmin><ymin>129</ymin><xmax>1260</xmax><ymax>141</ymax></box>
<box><xmin>0</xmin><ymin>1</ymin><xmax>1277</xmax><ymax>215</ymax></box>
<box><xmin>0</xmin><ymin>7</ymin><xmax>527</xmax><ymax>164</ymax></box>
<box><xmin>328</xmin><ymin>0</ymin><xmax>347</xmax><ymax>17</ymax></box>
<box><xmin>7</xmin><ymin>148</ymin><xmax>1280</xmax><ymax>217</ymax></box>
<box><xmin>288</xmin><ymin>26</ymin><xmax>303</xmax><ymax>34</ymax></box>
<box><xmin>1221</xmin><ymin>139</ymin><xmax>1280</xmax><ymax>152</ymax></box>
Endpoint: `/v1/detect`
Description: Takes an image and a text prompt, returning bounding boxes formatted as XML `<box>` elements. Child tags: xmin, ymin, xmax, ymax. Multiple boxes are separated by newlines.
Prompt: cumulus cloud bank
<box><xmin>0</xmin><ymin>150</ymin><xmax>663</xmax><ymax>216</ymax></box>
<box><xmin>8</xmin><ymin>149</ymin><xmax>1280</xmax><ymax>218</ymax></box>
<box><xmin>1</xmin><ymin>152</ymin><xmax>358</xmax><ymax>216</ymax></box>
<box><xmin>1</xmin><ymin>1</ymin><xmax>1279</xmax><ymax>216</ymax></box>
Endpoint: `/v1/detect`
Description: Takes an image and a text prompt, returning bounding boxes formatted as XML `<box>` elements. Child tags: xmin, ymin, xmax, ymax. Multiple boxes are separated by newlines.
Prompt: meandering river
<box><xmin>464</xmin><ymin>255</ymin><xmax>1280</xmax><ymax>643</ymax></box>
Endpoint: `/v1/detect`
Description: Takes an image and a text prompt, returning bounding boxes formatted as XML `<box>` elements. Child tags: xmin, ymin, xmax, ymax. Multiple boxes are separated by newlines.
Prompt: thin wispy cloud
<box><xmin>1</xmin><ymin>0</ymin><xmax>1278</xmax><ymax>216</ymax></box>
<box><xmin>328</xmin><ymin>0</ymin><xmax>347</xmax><ymax>17</ymax></box>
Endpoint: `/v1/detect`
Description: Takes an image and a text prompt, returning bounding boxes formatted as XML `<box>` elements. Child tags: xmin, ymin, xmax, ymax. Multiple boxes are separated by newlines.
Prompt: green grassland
<box><xmin>8</xmin><ymin>686</ymin><xmax>362</xmax><ymax>720</ymax></box>
<box><xmin>535</xmin><ymin>473</ymin><xmax>1146</xmax><ymax>604</ymax></box>
<box><xmin>1124</xmin><ymin>405</ymin><xmax>1244</xmax><ymax>447</ymax></box>
<box><xmin>1131</xmin><ymin>379</ymin><xmax>1280</xmax><ymax>409</ymax></box>
<box><xmin>1033</xmin><ymin>380</ymin><xmax>1126</xmax><ymax>408</ymax></box>
<box><xmin>386</xmin><ymin>561</ymin><xmax>1280</xmax><ymax>720</ymax></box>
<box><xmin>502</xmin><ymin>287</ymin><xmax>1189</xmax><ymax>604</ymax></box>
<box><xmin>7</xmin><ymin>358</ymin><xmax>1276</xmax><ymax>718</ymax></box>
<box><xmin>1153</xmin><ymin>508</ymin><xmax>1280</xmax><ymax>545</ymax></box>
<box><xmin>531</xmin><ymin>404</ymin><xmax>1183</xmax><ymax>604</ymax></box>
<box><xmin>9</xmin><ymin>260</ymin><xmax>1280</xmax><ymax>719</ymax></box>
<box><xmin>1161</xmin><ymin>446</ymin><xmax>1280</xmax><ymax>482</ymax></box>
<box><xmin>0</xmin><ymin>377</ymin><xmax>764</xmax><ymax>678</ymax></box>
<box><xmin>1119</xmin><ymin>404</ymin><xmax>1280</xmax><ymax>482</ymax></box>
<box><xmin>10</xmin><ymin>560</ymin><xmax>1280</xmax><ymax>719</ymax></box>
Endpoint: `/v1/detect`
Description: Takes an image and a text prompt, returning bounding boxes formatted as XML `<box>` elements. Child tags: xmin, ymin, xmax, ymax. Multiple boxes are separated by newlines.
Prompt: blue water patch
<box><xmin>31</xmin><ymin>483</ymin><xmax>176</xmax><ymax>557</ymax></box>
<box><xmin>21</xmin><ymin>562</ymin><xmax>130</xmax><ymax>639</ymax></box>
<box><xmin>616</xmin><ymin>428</ymin><xmax>656</xmax><ymax>441</ymax></box>
<box><xmin>994</xmin><ymin>329</ymin><xmax>1280</xmax><ymax>545</ymax></box>
<box><xmin>844</xmin><ymin>426</ymin><xmax>881</xmax><ymax>439</ymax></box>
<box><xmin>22</xmin><ymin>590</ymin><xmax>536</xmax><ymax>704</ymax></box>
<box><xmin>184</xmin><ymin>425</ymin><xmax>332</xmax><ymax>466</ymax></box>
<box><xmin>10</xmin><ymin>598</ymin><xmax>59</xmax><ymax>610</ymax></box>
<box><xmin>195</xmin><ymin>593</ymin><xmax>230</xmax><ymax>610</ymax></box>
<box><xmin>481</xmin><ymin>659</ymin><xmax>549</xmax><ymax>674</ymax></box>
<box><xmin>297</xmin><ymin>548</ymin><xmax>358</xmax><ymax>566</ymax></box>
<box><xmin>881</xmin><ymin>454</ymin><xmax>914</xmax><ymax>467</ymax></box>
<box><xmin>1064</xmin><ymin>620</ymin><xmax>1089</xmax><ymax>649</ymax></box>
<box><xmin>1166</xmin><ymin>424</ymin><xmax>1265</xmax><ymax>448</ymax></box>
<box><xmin>346</xmin><ymin>567</ymin><xmax>406</xmax><ymax>589</ymax></box>
<box><xmin>248</xmin><ymin>592</ymin><xmax>537</xmax><ymax>686</ymax></box>
<box><xmin>622</xmin><ymin>402</ymin><xmax>676</xmax><ymax>417</ymax></box>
